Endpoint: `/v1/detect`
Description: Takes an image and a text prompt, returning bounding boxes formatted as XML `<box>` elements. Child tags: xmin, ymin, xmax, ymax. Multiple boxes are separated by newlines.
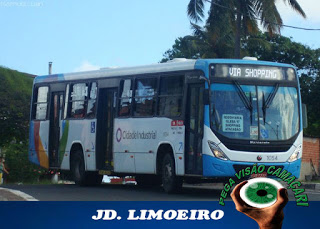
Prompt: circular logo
<box><xmin>116</xmin><ymin>128</ymin><xmax>122</xmax><ymax>142</ymax></box>
<box><xmin>240</xmin><ymin>177</ymin><xmax>283</xmax><ymax>208</ymax></box>
<box><xmin>257</xmin><ymin>155</ymin><xmax>262</xmax><ymax>161</ymax></box>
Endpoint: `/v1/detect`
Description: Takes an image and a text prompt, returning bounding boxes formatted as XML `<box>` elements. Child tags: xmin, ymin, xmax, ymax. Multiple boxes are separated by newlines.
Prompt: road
<box><xmin>2</xmin><ymin>183</ymin><xmax>320</xmax><ymax>201</ymax></box>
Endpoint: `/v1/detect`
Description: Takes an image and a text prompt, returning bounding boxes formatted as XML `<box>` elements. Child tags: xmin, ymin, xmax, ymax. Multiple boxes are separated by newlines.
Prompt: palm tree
<box><xmin>187</xmin><ymin>0</ymin><xmax>306</xmax><ymax>58</ymax></box>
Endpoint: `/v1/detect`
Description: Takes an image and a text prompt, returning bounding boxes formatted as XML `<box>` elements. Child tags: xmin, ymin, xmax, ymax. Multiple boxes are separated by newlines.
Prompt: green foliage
<box><xmin>302</xmin><ymin>76</ymin><xmax>320</xmax><ymax>137</ymax></box>
<box><xmin>161</xmin><ymin>31</ymin><xmax>268</xmax><ymax>60</ymax></box>
<box><xmin>187</xmin><ymin>0</ymin><xmax>205</xmax><ymax>23</ymax></box>
<box><xmin>0</xmin><ymin>67</ymin><xmax>42</xmax><ymax>182</ymax></box>
<box><xmin>0</xmin><ymin>67</ymin><xmax>33</xmax><ymax>146</ymax></box>
<box><xmin>245</xmin><ymin>33</ymin><xmax>320</xmax><ymax>71</ymax></box>
<box><xmin>187</xmin><ymin>0</ymin><xmax>306</xmax><ymax>58</ymax></box>
<box><xmin>3</xmin><ymin>142</ymin><xmax>46</xmax><ymax>183</ymax></box>
<box><xmin>161</xmin><ymin>36</ymin><xmax>208</xmax><ymax>62</ymax></box>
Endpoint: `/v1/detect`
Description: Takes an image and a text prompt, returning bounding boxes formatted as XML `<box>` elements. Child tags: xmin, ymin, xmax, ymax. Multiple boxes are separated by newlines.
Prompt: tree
<box><xmin>187</xmin><ymin>0</ymin><xmax>306</xmax><ymax>58</ymax></box>
<box><xmin>161</xmin><ymin>29</ymin><xmax>234</xmax><ymax>62</ymax></box>
<box><xmin>0</xmin><ymin>66</ymin><xmax>33</xmax><ymax>146</ymax></box>
<box><xmin>245</xmin><ymin>33</ymin><xmax>319</xmax><ymax>71</ymax></box>
<box><xmin>161</xmin><ymin>35</ymin><xmax>207</xmax><ymax>62</ymax></box>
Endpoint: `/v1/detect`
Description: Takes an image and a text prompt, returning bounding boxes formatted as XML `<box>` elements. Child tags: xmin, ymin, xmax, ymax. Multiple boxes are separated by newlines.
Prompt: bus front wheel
<box><xmin>161</xmin><ymin>153</ymin><xmax>182</xmax><ymax>193</ymax></box>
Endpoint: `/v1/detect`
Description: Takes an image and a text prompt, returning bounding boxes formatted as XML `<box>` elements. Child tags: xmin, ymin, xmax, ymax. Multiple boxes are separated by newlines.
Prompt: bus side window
<box><xmin>134</xmin><ymin>78</ymin><xmax>157</xmax><ymax>117</ymax></box>
<box><xmin>158</xmin><ymin>75</ymin><xmax>184</xmax><ymax>117</ymax></box>
<box><xmin>119</xmin><ymin>79</ymin><xmax>132</xmax><ymax>117</ymax></box>
<box><xmin>69</xmin><ymin>83</ymin><xmax>88</xmax><ymax>119</ymax></box>
<box><xmin>86</xmin><ymin>82</ymin><xmax>97</xmax><ymax>118</ymax></box>
<box><xmin>33</xmin><ymin>86</ymin><xmax>49</xmax><ymax>120</ymax></box>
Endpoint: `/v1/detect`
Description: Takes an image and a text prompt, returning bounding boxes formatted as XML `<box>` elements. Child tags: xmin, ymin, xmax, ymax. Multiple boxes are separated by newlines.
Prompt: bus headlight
<box><xmin>288</xmin><ymin>145</ymin><xmax>302</xmax><ymax>162</ymax></box>
<box><xmin>208</xmin><ymin>141</ymin><xmax>229</xmax><ymax>161</ymax></box>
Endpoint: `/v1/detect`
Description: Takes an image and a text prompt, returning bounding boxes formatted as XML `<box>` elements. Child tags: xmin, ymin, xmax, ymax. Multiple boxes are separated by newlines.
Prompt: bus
<box><xmin>29</xmin><ymin>58</ymin><xmax>306</xmax><ymax>192</ymax></box>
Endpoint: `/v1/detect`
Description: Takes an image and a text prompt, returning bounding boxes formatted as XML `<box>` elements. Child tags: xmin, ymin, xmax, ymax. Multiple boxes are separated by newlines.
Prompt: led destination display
<box><xmin>210</xmin><ymin>64</ymin><xmax>296</xmax><ymax>82</ymax></box>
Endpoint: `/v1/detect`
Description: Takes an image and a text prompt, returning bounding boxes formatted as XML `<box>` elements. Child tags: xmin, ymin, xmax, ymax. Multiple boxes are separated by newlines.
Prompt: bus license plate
<box><xmin>251</xmin><ymin>172</ymin><xmax>267</xmax><ymax>178</ymax></box>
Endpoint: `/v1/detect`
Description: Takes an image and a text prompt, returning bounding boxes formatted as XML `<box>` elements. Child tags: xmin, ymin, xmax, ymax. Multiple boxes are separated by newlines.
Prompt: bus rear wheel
<box><xmin>161</xmin><ymin>153</ymin><xmax>182</xmax><ymax>193</ymax></box>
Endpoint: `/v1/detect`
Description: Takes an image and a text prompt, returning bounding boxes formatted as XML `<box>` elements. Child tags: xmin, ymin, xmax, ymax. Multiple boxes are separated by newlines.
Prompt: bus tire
<box><xmin>71</xmin><ymin>149</ymin><xmax>88</xmax><ymax>186</ymax></box>
<box><xmin>161</xmin><ymin>153</ymin><xmax>182</xmax><ymax>193</ymax></box>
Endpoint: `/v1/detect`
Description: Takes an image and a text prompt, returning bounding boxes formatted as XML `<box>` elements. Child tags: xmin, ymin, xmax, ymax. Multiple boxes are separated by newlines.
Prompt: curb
<box><xmin>0</xmin><ymin>187</ymin><xmax>38</xmax><ymax>201</ymax></box>
<box><xmin>301</xmin><ymin>183</ymin><xmax>320</xmax><ymax>190</ymax></box>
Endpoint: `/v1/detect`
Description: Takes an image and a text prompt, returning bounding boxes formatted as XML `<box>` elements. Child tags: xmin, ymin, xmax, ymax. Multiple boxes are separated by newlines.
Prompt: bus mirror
<box><xmin>302</xmin><ymin>104</ymin><xmax>308</xmax><ymax>129</ymax></box>
<box><xmin>204</xmin><ymin>89</ymin><xmax>209</xmax><ymax>105</ymax></box>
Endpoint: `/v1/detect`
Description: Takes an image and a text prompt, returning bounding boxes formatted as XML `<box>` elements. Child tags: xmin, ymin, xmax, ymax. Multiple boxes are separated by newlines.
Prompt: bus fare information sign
<box><xmin>210</xmin><ymin>64</ymin><xmax>296</xmax><ymax>82</ymax></box>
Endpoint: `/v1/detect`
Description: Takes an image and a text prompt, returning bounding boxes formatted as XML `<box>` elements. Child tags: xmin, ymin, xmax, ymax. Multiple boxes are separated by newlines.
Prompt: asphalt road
<box><xmin>2</xmin><ymin>183</ymin><xmax>320</xmax><ymax>201</ymax></box>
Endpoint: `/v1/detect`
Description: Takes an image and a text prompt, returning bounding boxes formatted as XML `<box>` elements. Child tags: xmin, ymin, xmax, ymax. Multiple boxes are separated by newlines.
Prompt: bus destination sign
<box><xmin>210</xmin><ymin>64</ymin><xmax>296</xmax><ymax>82</ymax></box>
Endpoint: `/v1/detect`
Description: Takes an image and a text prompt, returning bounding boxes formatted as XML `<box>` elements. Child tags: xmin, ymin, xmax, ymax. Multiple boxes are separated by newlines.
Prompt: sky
<box><xmin>0</xmin><ymin>0</ymin><xmax>319</xmax><ymax>76</ymax></box>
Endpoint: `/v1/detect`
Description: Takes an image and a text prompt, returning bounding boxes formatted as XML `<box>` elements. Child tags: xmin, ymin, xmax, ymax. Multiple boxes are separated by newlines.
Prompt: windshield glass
<box><xmin>211</xmin><ymin>83</ymin><xmax>299</xmax><ymax>141</ymax></box>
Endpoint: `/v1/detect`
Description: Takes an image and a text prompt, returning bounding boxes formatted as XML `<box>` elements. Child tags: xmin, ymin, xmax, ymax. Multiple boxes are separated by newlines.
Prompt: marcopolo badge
<box><xmin>240</xmin><ymin>177</ymin><xmax>284</xmax><ymax>208</ymax></box>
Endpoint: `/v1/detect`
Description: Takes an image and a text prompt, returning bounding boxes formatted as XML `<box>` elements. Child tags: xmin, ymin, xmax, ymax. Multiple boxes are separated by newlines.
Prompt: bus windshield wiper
<box><xmin>233</xmin><ymin>80</ymin><xmax>253</xmax><ymax>124</ymax></box>
<box><xmin>262</xmin><ymin>83</ymin><xmax>279</xmax><ymax>124</ymax></box>
<box><xmin>211</xmin><ymin>102</ymin><xmax>221</xmax><ymax>130</ymax></box>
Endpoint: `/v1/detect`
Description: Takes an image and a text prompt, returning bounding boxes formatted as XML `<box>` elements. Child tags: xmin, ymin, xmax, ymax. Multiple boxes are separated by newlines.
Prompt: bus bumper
<box><xmin>202</xmin><ymin>154</ymin><xmax>301</xmax><ymax>178</ymax></box>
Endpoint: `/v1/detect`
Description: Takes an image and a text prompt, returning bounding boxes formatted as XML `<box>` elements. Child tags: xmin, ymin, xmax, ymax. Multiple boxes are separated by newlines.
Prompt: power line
<box><xmin>203</xmin><ymin>0</ymin><xmax>320</xmax><ymax>31</ymax></box>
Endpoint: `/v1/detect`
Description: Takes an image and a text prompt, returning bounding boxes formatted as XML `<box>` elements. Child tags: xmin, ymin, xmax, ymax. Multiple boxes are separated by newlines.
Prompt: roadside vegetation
<box><xmin>0</xmin><ymin>66</ymin><xmax>47</xmax><ymax>183</ymax></box>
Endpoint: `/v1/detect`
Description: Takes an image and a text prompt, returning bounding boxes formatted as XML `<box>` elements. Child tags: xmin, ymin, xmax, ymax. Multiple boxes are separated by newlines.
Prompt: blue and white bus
<box><xmin>29</xmin><ymin>58</ymin><xmax>305</xmax><ymax>192</ymax></box>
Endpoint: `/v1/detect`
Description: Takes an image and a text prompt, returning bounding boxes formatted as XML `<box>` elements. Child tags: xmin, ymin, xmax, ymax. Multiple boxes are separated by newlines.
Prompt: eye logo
<box><xmin>239</xmin><ymin>177</ymin><xmax>283</xmax><ymax>208</ymax></box>
<box><xmin>116</xmin><ymin>128</ymin><xmax>122</xmax><ymax>142</ymax></box>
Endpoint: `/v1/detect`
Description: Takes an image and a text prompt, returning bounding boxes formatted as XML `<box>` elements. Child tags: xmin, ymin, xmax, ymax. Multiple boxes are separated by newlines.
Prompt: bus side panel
<box><xmin>28</xmin><ymin>120</ymin><xmax>49</xmax><ymax>169</ymax></box>
<box><xmin>113</xmin><ymin>118</ymin><xmax>185</xmax><ymax>175</ymax></box>
<box><xmin>59</xmin><ymin>119</ymin><xmax>97</xmax><ymax>171</ymax></box>
<box><xmin>59</xmin><ymin>120</ymin><xmax>70</xmax><ymax>170</ymax></box>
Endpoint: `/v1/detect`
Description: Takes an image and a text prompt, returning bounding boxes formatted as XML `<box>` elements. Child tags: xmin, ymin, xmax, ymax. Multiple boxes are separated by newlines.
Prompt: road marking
<box><xmin>0</xmin><ymin>187</ymin><xmax>38</xmax><ymax>201</ymax></box>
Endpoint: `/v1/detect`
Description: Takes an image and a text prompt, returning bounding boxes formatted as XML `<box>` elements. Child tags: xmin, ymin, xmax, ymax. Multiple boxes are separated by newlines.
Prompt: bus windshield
<box><xmin>210</xmin><ymin>83</ymin><xmax>299</xmax><ymax>141</ymax></box>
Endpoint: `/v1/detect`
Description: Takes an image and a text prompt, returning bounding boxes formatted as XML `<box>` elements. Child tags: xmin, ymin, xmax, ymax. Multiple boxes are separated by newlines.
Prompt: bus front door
<box><xmin>96</xmin><ymin>88</ymin><xmax>117</xmax><ymax>171</ymax></box>
<box><xmin>49</xmin><ymin>92</ymin><xmax>64</xmax><ymax>168</ymax></box>
<box><xmin>185</xmin><ymin>83</ymin><xmax>204</xmax><ymax>175</ymax></box>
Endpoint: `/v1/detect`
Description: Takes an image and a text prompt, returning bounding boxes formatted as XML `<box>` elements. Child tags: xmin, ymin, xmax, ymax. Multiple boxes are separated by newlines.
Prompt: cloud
<box><xmin>73</xmin><ymin>60</ymin><xmax>100</xmax><ymax>72</ymax></box>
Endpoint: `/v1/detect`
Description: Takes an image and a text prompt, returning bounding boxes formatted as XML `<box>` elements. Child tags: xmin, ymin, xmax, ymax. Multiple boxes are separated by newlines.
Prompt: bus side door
<box><xmin>96</xmin><ymin>88</ymin><xmax>117</xmax><ymax>171</ymax></box>
<box><xmin>49</xmin><ymin>91</ymin><xmax>64</xmax><ymax>168</ymax></box>
<box><xmin>185</xmin><ymin>82</ymin><xmax>204</xmax><ymax>175</ymax></box>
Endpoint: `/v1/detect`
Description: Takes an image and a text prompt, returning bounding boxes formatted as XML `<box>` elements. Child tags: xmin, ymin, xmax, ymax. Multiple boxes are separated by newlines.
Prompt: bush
<box><xmin>2</xmin><ymin>142</ymin><xmax>47</xmax><ymax>183</ymax></box>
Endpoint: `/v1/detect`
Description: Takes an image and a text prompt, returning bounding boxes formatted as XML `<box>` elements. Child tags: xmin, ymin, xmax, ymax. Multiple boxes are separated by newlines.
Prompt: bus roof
<box><xmin>34</xmin><ymin>58</ymin><xmax>295</xmax><ymax>84</ymax></box>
